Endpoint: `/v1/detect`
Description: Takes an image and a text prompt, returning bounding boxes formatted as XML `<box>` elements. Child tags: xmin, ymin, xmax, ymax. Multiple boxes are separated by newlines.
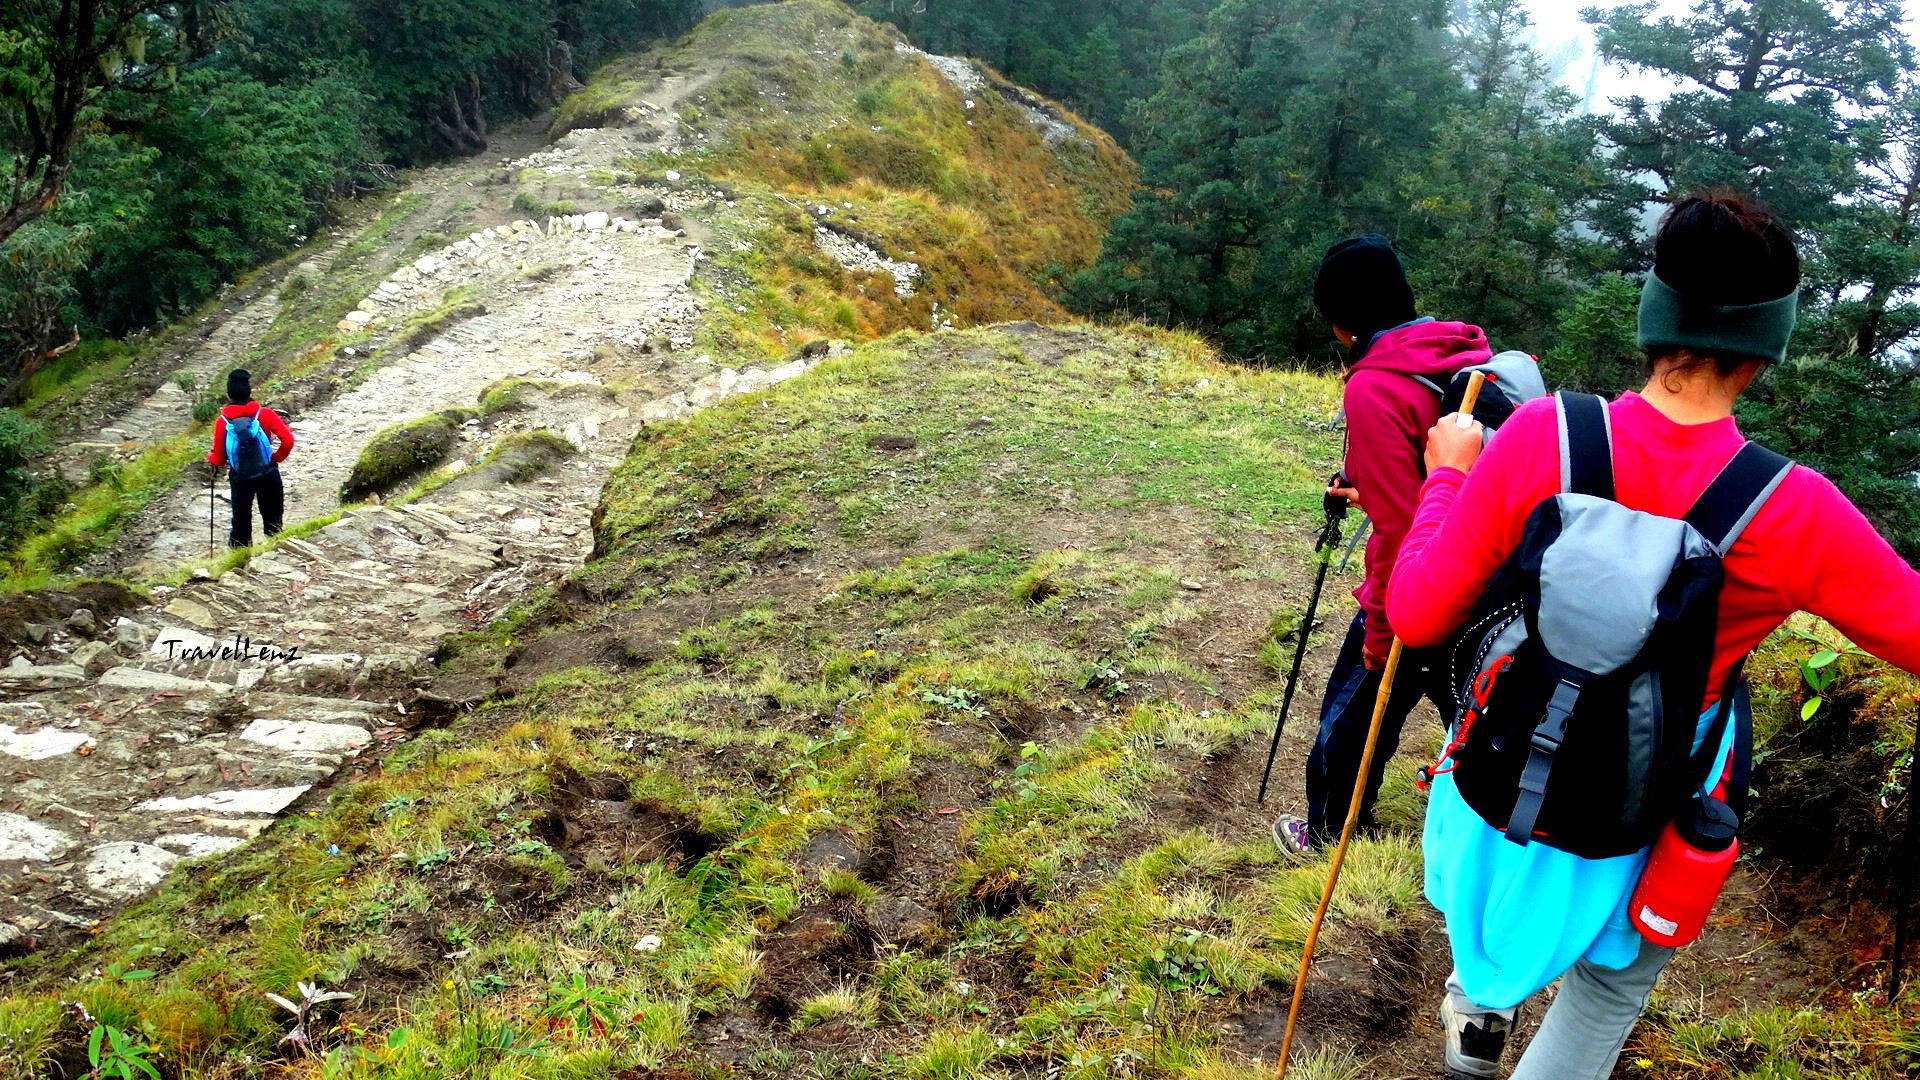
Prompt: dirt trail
<box><xmin>0</xmin><ymin>81</ymin><xmax>837</xmax><ymax>936</ymax></box>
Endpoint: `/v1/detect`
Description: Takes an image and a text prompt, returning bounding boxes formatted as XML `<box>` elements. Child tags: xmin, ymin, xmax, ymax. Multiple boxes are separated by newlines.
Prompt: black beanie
<box><xmin>226</xmin><ymin>368</ymin><xmax>252</xmax><ymax>405</ymax></box>
<box><xmin>1312</xmin><ymin>235</ymin><xmax>1417</xmax><ymax>341</ymax></box>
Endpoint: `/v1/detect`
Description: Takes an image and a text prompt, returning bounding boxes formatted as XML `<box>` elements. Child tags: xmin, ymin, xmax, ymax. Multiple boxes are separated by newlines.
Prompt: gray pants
<box><xmin>1449</xmin><ymin>939</ymin><xmax>1675</xmax><ymax>1079</ymax></box>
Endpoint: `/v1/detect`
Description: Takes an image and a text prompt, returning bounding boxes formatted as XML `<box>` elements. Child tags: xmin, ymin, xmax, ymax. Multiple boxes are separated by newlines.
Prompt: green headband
<box><xmin>1637</xmin><ymin>272</ymin><xmax>1799</xmax><ymax>364</ymax></box>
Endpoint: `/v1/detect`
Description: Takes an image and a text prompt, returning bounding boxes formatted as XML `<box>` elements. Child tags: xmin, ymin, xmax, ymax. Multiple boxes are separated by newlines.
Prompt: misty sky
<box><xmin>1521</xmin><ymin>0</ymin><xmax>1920</xmax><ymax>111</ymax></box>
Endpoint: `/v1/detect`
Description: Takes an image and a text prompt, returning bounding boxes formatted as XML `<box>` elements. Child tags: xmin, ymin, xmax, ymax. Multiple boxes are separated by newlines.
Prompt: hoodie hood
<box><xmin>1348</xmin><ymin>319</ymin><xmax>1491</xmax><ymax>377</ymax></box>
<box><xmin>219</xmin><ymin>401</ymin><xmax>264</xmax><ymax>420</ymax></box>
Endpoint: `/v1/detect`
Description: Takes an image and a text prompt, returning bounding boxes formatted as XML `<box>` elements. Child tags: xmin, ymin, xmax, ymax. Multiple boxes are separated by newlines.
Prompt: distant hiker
<box><xmin>1388</xmin><ymin>193</ymin><xmax>1920</xmax><ymax>1079</ymax></box>
<box><xmin>208</xmin><ymin>368</ymin><xmax>294</xmax><ymax>548</ymax></box>
<box><xmin>1271</xmin><ymin>235</ymin><xmax>1494</xmax><ymax>857</ymax></box>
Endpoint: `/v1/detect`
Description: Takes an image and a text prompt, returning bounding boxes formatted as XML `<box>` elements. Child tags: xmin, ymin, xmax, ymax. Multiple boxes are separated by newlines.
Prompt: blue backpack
<box><xmin>225</xmin><ymin>412</ymin><xmax>276</xmax><ymax>481</ymax></box>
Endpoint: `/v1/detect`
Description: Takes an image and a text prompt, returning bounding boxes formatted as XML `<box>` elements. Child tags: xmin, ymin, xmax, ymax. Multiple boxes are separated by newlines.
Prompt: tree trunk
<box><xmin>426</xmin><ymin>73</ymin><xmax>489</xmax><ymax>156</ymax></box>
<box><xmin>1856</xmin><ymin>154</ymin><xmax>1920</xmax><ymax>359</ymax></box>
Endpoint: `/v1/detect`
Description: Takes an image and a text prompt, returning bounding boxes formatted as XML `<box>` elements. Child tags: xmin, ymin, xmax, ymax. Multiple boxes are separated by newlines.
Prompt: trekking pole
<box><xmin>208</xmin><ymin>466</ymin><xmax>217</xmax><ymax>553</ymax></box>
<box><xmin>1258</xmin><ymin>474</ymin><xmax>1350</xmax><ymax>802</ymax></box>
<box><xmin>1890</xmin><ymin>698</ymin><xmax>1920</xmax><ymax>1000</ymax></box>
<box><xmin>1274</xmin><ymin>372</ymin><xmax>1486</xmax><ymax>1079</ymax></box>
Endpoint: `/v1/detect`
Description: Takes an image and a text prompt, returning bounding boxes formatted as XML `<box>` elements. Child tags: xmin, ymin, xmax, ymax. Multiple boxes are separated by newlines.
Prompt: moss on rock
<box><xmin>339</xmin><ymin>408</ymin><xmax>476</xmax><ymax>504</ymax></box>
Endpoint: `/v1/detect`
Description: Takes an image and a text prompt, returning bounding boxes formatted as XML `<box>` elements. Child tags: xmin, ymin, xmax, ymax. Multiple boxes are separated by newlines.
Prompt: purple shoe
<box><xmin>1272</xmin><ymin>814</ymin><xmax>1315</xmax><ymax>858</ymax></box>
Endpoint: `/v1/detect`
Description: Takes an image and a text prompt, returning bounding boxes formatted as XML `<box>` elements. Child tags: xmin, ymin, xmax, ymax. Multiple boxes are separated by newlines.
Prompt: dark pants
<box><xmin>1305</xmin><ymin>609</ymin><xmax>1455</xmax><ymax>845</ymax></box>
<box><xmin>229</xmin><ymin>467</ymin><xmax>284</xmax><ymax>548</ymax></box>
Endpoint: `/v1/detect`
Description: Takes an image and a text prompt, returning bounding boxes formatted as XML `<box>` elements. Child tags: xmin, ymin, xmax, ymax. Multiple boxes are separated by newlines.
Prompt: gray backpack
<box><xmin>1420</xmin><ymin>391</ymin><xmax>1790</xmax><ymax>858</ymax></box>
<box><xmin>1408</xmin><ymin>349</ymin><xmax>1550</xmax><ymax>433</ymax></box>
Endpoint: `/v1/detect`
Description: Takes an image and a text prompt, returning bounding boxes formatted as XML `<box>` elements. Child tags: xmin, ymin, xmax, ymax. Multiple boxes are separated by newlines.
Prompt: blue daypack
<box><xmin>225</xmin><ymin>411</ymin><xmax>276</xmax><ymax>481</ymax></box>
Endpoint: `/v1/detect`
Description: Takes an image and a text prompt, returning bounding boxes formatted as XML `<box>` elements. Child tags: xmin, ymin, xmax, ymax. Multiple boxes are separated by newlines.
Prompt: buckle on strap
<box><xmin>1531</xmin><ymin>681</ymin><xmax>1580</xmax><ymax>751</ymax></box>
<box><xmin>1505</xmin><ymin>681</ymin><xmax>1583</xmax><ymax>846</ymax></box>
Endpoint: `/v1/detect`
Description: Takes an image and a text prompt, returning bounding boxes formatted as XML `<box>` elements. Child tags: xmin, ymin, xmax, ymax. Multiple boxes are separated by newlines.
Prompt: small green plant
<box><xmin>921</xmin><ymin>684</ymin><xmax>988</xmax><ymax>717</ymax></box>
<box><xmin>1139</xmin><ymin>930</ymin><xmax>1222</xmax><ymax>996</ymax></box>
<box><xmin>1789</xmin><ymin>628</ymin><xmax>1864</xmax><ymax>721</ymax></box>
<box><xmin>172</xmin><ymin>372</ymin><xmax>196</xmax><ymax>394</ymax></box>
<box><xmin>1003</xmin><ymin>741</ymin><xmax>1045</xmax><ymax>801</ymax></box>
<box><xmin>413</xmin><ymin>847</ymin><xmax>454</xmax><ymax>872</ymax></box>
<box><xmin>84</xmin><ymin>1024</ymin><xmax>159</xmax><ymax>1080</ymax></box>
<box><xmin>1082</xmin><ymin>661</ymin><xmax>1130</xmax><ymax>699</ymax></box>
<box><xmin>542</xmin><ymin>973</ymin><xmax>624</xmax><ymax>1037</ymax></box>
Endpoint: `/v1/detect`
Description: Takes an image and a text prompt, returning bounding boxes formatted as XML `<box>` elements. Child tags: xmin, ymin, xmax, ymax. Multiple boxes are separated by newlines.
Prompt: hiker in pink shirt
<box><xmin>1389</xmin><ymin>194</ymin><xmax>1920</xmax><ymax>1078</ymax></box>
<box><xmin>1273</xmin><ymin>235</ymin><xmax>1494</xmax><ymax>857</ymax></box>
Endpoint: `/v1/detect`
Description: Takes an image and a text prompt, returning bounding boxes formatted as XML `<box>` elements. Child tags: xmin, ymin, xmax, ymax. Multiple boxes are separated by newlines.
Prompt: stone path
<box><xmin>1</xmin><ymin>67</ymin><xmax>845</xmax><ymax>942</ymax></box>
<box><xmin>0</xmin><ymin>345</ymin><xmax>824</xmax><ymax>934</ymax></box>
<box><xmin>134</xmin><ymin>214</ymin><xmax>702</xmax><ymax>571</ymax></box>
<box><xmin>48</xmin><ymin>226</ymin><xmax>366</xmax><ymax>487</ymax></box>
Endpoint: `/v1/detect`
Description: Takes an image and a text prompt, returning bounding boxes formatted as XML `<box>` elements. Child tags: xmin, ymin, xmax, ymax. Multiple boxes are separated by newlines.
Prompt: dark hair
<box><xmin>1644</xmin><ymin>190</ymin><xmax>1800</xmax><ymax>383</ymax></box>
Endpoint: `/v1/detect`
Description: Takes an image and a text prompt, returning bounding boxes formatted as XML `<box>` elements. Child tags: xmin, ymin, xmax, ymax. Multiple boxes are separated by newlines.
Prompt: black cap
<box><xmin>1312</xmin><ymin>235</ymin><xmax>1417</xmax><ymax>342</ymax></box>
<box><xmin>226</xmin><ymin>368</ymin><xmax>252</xmax><ymax>405</ymax></box>
<box><xmin>1677</xmin><ymin>795</ymin><xmax>1740</xmax><ymax>853</ymax></box>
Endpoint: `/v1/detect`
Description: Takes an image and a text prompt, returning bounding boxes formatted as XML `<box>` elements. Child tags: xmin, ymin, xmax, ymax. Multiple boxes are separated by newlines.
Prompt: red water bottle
<box><xmin>1630</xmin><ymin>795</ymin><xmax>1740</xmax><ymax>948</ymax></box>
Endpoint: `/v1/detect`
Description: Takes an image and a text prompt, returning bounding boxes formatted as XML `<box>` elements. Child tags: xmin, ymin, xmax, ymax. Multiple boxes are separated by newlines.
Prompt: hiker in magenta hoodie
<box><xmin>1274</xmin><ymin>235</ymin><xmax>1493</xmax><ymax>856</ymax></box>
<box><xmin>207</xmin><ymin>368</ymin><xmax>294</xmax><ymax>548</ymax></box>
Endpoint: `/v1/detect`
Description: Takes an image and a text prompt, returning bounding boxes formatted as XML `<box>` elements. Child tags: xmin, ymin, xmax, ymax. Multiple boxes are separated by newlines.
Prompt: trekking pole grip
<box><xmin>1457</xmin><ymin>370</ymin><xmax>1487</xmax><ymax>422</ymax></box>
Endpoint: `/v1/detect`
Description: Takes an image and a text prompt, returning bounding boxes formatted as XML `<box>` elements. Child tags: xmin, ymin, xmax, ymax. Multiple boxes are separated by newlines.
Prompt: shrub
<box><xmin>0</xmin><ymin>409</ymin><xmax>50</xmax><ymax>552</ymax></box>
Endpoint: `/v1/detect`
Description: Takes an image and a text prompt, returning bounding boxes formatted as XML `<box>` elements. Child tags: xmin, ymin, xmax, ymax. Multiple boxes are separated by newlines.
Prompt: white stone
<box><xmin>99</xmin><ymin>667</ymin><xmax>227</xmax><ymax>694</ymax></box>
<box><xmin>413</xmin><ymin>254</ymin><xmax>443</xmax><ymax>275</ymax></box>
<box><xmin>0</xmin><ymin>813</ymin><xmax>76</xmax><ymax>861</ymax></box>
<box><xmin>0</xmin><ymin>664</ymin><xmax>85</xmax><ymax>690</ymax></box>
<box><xmin>0</xmin><ymin>724</ymin><xmax>94</xmax><ymax>761</ymax></box>
<box><xmin>664</xmin><ymin>169</ymin><xmax>682</xmax><ymax>182</ymax></box>
<box><xmin>150</xmin><ymin>625</ymin><xmax>222</xmax><ymax>659</ymax></box>
<box><xmin>155</xmin><ymin>833</ymin><xmax>247</xmax><ymax>858</ymax></box>
<box><xmin>582</xmin><ymin>211</ymin><xmax>609</xmax><ymax>231</ymax></box>
<box><xmin>377</xmin><ymin>281</ymin><xmax>403</xmax><ymax>296</ymax></box>
<box><xmin>82</xmin><ymin>842</ymin><xmax>180</xmax><ymax>899</ymax></box>
<box><xmin>509</xmin><ymin>518</ymin><xmax>543</xmax><ymax>535</ymax></box>
<box><xmin>344</xmin><ymin>310</ymin><xmax>374</xmax><ymax>325</ymax></box>
<box><xmin>136</xmin><ymin>785</ymin><xmax>311</xmax><ymax>815</ymax></box>
<box><xmin>238</xmin><ymin>718</ymin><xmax>370</xmax><ymax>754</ymax></box>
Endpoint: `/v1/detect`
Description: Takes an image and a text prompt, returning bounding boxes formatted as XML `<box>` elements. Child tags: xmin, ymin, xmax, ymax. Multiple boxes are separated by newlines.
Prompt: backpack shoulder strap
<box><xmin>1554</xmin><ymin>391</ymin><xmax>1615</xmax><ymax>499</ymax></box>
<box><xmin>1683</xmin><ymin>442</ymin><xmax>1793</xmax><ymax>555</ymax></box>
<box><xmin>1406</xmin><ymin>373</ymin><xmax>1447</xmax><ymax>397</ymax></box>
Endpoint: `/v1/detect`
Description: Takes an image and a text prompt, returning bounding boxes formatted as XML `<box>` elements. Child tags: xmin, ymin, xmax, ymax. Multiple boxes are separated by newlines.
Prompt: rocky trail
<box><xmin>0</xmin><ymin>82</ymin><xmax>834</xmax><ymax>944</ymax></box>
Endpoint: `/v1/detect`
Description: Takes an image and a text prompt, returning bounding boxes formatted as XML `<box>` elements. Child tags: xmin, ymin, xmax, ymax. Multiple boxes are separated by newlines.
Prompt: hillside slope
<box><xmin>0</xmin><ymin>0</ymin><xmax>1140</xmax><ymax>976</ymax></box>
<box><xmin>3</xmin><ymin>4</ymin><xmax>1917</xmax><ymax>1079</ymax></box>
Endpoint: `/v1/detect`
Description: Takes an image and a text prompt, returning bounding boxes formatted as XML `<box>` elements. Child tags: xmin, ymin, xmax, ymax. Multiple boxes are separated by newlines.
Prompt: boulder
<box><xmin>866</xmin><ymin>896</ymin><xmax>939</xmax><ymax>945</ymax></box>
<box><xmin>72</xmin><ymin>640</ymin><xmax>119</xmax><ymax>677</ymax></box>
<box><xmin>64</xmin><ymin>608</ymin><xmax>96</xmax><ymax>635</ymax></box>
<box><xmin>582</xmin><ymin>211</ymin><xmax>610</xmax><ymax>231</ymax></box>
<box><xmin>0</xmin><ymin>813</ymin><xmax>76</xmax><ymax>862</ymax></box>
<box><xmin>82</xmin><ymin>842</ymin><xmax>181</xmax><ymax>900</ymax></box>
<box><xmin>112</xmin><ymin>618</ymin><xmax>150</xmax><ymax>656</ymax></box>
<box><xmin>0</xmin><ymin>664</ymin><xmax>85</xmax><ymax>691</ymax></box>
<box><xmin>797</xmin><ymin>830</ymin><xmax>866</xmax><ymax>877</ymax></box>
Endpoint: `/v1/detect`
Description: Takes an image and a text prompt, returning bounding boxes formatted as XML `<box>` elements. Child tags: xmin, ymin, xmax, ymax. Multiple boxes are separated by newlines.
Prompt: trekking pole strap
<box><xmin>1506</xmin><ymin>679</ymin><xmax>1581</xmax><ymax>845</ymax></box>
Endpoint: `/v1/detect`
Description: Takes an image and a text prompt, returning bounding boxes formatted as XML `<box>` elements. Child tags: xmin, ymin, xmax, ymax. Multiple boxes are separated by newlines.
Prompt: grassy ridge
<box><xmin>0</xmin><ymin>325</ymin><xmax>1408</xmax><ymax>1079</ymax></box>
<box><xmin>565</xmin><ymin>0</ymin><xmax>1134</xmax><ymax>358</ymax></box>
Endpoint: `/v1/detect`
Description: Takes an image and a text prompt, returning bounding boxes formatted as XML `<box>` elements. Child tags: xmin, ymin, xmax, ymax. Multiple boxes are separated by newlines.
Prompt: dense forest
<box><xmin>6</xmin><ymin>0</ymin><xmax>1920</xmax><ymax>560</ymax></box>
<box><xmin>866</xmin><ymin>0</ymin><xmax>1920</xmax><ymax>560</ymax></box>
<box><xmin>0</xmin><ymin>0</ymin><xmax>702</xmax><ymax>386</ymax></box>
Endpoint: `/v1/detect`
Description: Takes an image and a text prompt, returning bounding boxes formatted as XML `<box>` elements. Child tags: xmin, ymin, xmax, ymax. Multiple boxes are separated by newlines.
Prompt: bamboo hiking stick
<box><xmin>1274</xmin><ymin>371</ymin><xmax>1486</xmax><ymax>1079</ymax></box>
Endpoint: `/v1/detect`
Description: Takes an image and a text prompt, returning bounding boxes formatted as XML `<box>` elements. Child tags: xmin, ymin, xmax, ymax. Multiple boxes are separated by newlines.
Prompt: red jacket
<box><xmin>208</xmin><ymin>401</ymin><xmax>295</xmax><ymax>467</ymax></box>
<box><xmin>1342</xmin><ymin>319</ymin><xmax>1491</xmax><ymax>662</ymax></box>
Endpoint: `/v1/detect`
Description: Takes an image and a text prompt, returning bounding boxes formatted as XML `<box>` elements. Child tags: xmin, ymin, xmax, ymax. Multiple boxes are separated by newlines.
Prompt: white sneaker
<box><xmin>1439</xmin><ymin>993</ymin><xmax>1512</xmax><ymax>1079</ymax></box>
